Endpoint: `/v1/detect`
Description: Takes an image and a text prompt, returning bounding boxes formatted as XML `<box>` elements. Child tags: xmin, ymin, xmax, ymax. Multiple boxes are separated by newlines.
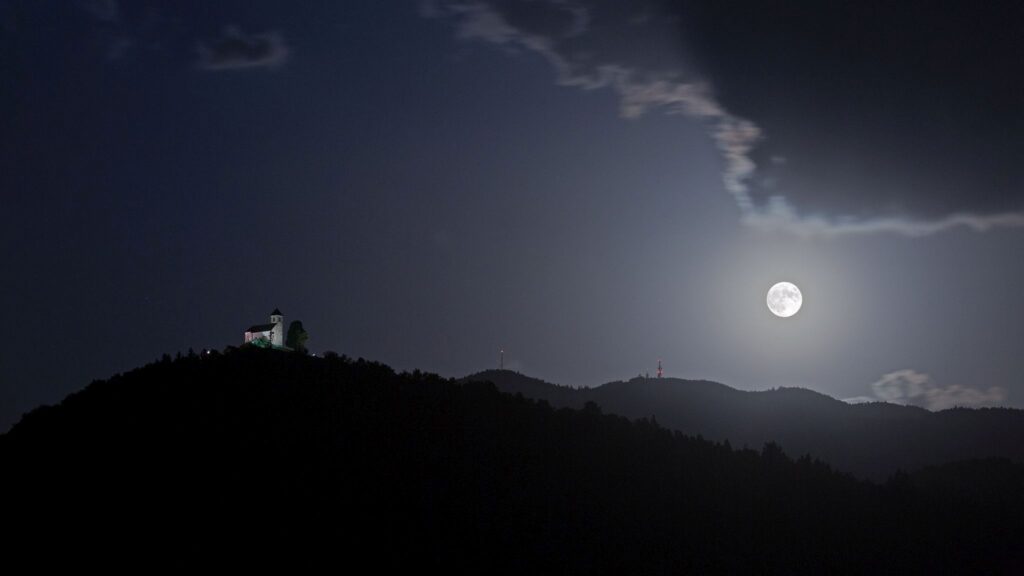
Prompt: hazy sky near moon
<box><xmin>1</xmin><ymin>1</ymin><xmax>1023</xmax><ymax>430</ymax></box>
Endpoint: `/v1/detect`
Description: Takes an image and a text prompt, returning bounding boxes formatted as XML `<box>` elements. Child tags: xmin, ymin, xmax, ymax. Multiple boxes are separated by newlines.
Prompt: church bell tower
<box><xmin>270</xmin><ymin>308</ymin><xmax>284</xmax><ymax>347</ymax></box>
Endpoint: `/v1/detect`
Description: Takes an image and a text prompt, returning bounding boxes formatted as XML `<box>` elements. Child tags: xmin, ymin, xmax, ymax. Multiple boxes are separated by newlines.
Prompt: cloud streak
<box><xmin>79</xmin><ymin>0</ymin><xmax>119</xmax><ymax>23</ymax></box>
<box><xmin>742</xmin><ymin>198</ymin><xmax>1024</xmax><ymax>239</ymax></box>
<box><xmin>424</xmin><ymin>1</ymin><xmax>757</xmax><ymax>211</ymax></box>
<box><xmin>870</xmin><ymin>369</ymin><xmax>1007</xmax><ymax>411</ymax></box>
<box><xmin>424</xmin><ymin>1</ymin><xmax>1024</xmax><ymax>238</ymax></box>
<box><xmin>196</xmin><ymin>26</ymin><xmax>289</xmax><ymax>71</ymax></box>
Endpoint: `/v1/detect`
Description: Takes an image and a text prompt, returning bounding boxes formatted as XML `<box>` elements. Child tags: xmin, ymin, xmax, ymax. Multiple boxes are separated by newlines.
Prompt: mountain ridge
<box><xmin>462</xmin><ymin>369</ymin><xmax>1021</xmax><ymax>479</ymax></box>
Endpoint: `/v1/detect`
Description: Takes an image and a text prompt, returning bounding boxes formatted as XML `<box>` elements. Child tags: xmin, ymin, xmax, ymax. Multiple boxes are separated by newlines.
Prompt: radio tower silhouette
<box><xmin>657</xmin><ymin>359</ymin><xmax>663</xmax><ymax>379</ymax></box>
<box><xmin>500</xmin><ymin>349</ymin><xmax>504</xmax><ymax>370</ymax></box>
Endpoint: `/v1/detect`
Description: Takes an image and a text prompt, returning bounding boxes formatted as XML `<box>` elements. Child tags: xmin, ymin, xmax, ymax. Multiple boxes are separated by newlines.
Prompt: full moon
<box><xmin>767</xmin><ymin>282</ymin><xmax>803</xmax><ymax>318</ymax></box>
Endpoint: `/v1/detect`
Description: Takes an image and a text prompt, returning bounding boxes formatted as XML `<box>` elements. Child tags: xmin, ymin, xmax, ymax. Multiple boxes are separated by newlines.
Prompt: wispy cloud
<box><xmin>870</xmin><ymin>369</ymin><xmax>1007</xmax><ymax>411</ymax></box>
<box><xmin>425</xmin><ymin>2</ymin><xmax>761</xmax><ymax>219</ymax></box>
<box><xmin>424</xmin><ymin>1</ymin><xmax>1024</xmax><ymax>238</ymax></box>
<box><xmin>841</xmin><ymin>396</ymin><xmax>877</xmax><ymax>405</ymax></box>
<box><xmin>79</xmin><ymin>0</ymin><xmax>119</xmax><ymax>23</ymax></box>
<box><xmin>196</xmin><ymin>26</ymin><xmax>289</xmax><ymax>71</ymax></box>
<box><xmin>742</xmin><ymin>198</ymin><xmax>1024</xmax><ymax>239</ymax></box>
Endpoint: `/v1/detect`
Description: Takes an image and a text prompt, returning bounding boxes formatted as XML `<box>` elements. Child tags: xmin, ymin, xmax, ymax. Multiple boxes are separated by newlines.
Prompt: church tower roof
<box><xmin>271</xmin><ymin>308</ymin><xmax>283</xmax><ymax>316</ymax></box>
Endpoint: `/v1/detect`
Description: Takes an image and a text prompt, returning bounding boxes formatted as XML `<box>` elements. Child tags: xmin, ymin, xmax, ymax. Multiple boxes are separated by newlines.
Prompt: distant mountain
<box><xmin>464</xmin><ymin>370</ymin><xmax>1024</xmax><ymax>479</ymax></box>
<box><xmin>3</xmin><ymin>350</ymin><xmax>1022</xmax><ymax>572</ymax></box>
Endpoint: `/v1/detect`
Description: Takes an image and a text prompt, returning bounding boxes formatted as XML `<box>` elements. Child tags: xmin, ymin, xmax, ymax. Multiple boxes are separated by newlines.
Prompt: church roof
<box><xmin>246</xmin><ymin>323</ymin><xmax>277</xmax><ymax>333</ymax></box>
<box><xmin>271</xmin><ymin>308</ymin><xmax>282</xmax><ymax>316</ymax></box>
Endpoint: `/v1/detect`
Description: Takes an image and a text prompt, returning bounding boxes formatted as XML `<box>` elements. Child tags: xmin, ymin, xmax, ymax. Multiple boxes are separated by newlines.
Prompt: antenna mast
<box><xmin>657</xmin><ymin>359</ymin><xmax>663</xmax><ymax>379</ymax></box>
<box><xmin>500</xmin><ymin>349</ymin><xmax>504</xmax><ymax>370</ymax></box>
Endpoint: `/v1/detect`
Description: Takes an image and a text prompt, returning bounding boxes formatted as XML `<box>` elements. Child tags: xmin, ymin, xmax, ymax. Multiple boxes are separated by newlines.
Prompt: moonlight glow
<box><xmin>767</xmin><ymin>282</ymin><xmax>803</xmax><ymax>318</ymax></box>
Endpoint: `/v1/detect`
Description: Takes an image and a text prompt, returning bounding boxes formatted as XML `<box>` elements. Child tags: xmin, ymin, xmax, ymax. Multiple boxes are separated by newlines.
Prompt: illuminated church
<box><xmin>243</xmin><ymin>309</ymin><xmax>285</xmax><ymax>348</ymax></box>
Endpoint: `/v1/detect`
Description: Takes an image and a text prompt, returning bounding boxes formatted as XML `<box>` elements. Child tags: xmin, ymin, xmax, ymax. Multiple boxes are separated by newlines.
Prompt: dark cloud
<box><xmin>426</xmin><ymin>1</ymin><xmax>1024</xmax><ymax>236</ymax></box>
<box><xmin>678</xmin><ymin>1</ymin><xmax>1024</xmax><ymax>235</ymax></box>
<box><xmin>196</xmin><ymin>26</ymin><xmax>288</xmax><ymax>71</ymax></box>
<box><xmin>79</xmin><ymin>0</ymin><xmax>119</xmax><ymax>23</ymax></box>
<box><xmin>105</xmin><ymin>36</ymin><xmax>132</xmax><ymax>61</ymax></box>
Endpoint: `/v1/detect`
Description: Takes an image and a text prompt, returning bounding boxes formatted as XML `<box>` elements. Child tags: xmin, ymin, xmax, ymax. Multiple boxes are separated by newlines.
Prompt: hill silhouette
<box><xmin>2</xmin><ymin>350</ymin><xmax>1022</xmax><ymax>572</ymax></box>
<box><xmin>465</xmin><ymin>370</ymin><xmax>1024</xmax><ymax>480</ymax></box>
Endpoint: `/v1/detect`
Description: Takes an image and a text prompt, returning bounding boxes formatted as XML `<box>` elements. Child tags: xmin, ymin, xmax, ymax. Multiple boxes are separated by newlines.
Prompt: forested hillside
<box><xmin>3</xmin><ymin>350</ymin><xmax>1021</xmax><ymax>572</ymax></box>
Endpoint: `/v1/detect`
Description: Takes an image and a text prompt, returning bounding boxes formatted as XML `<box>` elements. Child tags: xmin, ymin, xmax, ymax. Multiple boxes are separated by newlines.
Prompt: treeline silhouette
<box><xmin>2</xmin><ymin>349</ymin><xmax>1022</xmax><ymax>572</ymax></box>
<box><xmin>466</xmin><ymin>369</ymin><xmax>1024</xmax><ymax>480</ymax></box>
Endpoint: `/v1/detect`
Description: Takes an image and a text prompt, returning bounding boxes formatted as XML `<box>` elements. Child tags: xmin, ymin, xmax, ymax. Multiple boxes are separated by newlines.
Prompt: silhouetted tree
<box><xmin>762</xmin><ymin>441</ymin><xmax>788</xmax><ymax>465</ymax></box>
<box><xmin>286</xmin><ymin>320</ymin><xmax>309</xmax><ymax>353</ymax></box>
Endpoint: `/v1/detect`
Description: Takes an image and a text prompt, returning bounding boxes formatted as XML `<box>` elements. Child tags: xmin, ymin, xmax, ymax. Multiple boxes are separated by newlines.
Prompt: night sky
<box><xmin>3</xmin><ymin>1</ymin><xmax>1023</xmax><ymax>431</ymax></box>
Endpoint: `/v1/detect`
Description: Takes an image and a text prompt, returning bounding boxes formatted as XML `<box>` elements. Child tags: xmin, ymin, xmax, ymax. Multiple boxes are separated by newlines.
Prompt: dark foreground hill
<box><xmin>3</xmin><ymin>350</ymin><xmax>1023</xmax><ymax>573</ymax></box>
<box><xmin>466</xmin><ymin>370</ymin><xmax>1024</xmax><ymax>480</ymax></box>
